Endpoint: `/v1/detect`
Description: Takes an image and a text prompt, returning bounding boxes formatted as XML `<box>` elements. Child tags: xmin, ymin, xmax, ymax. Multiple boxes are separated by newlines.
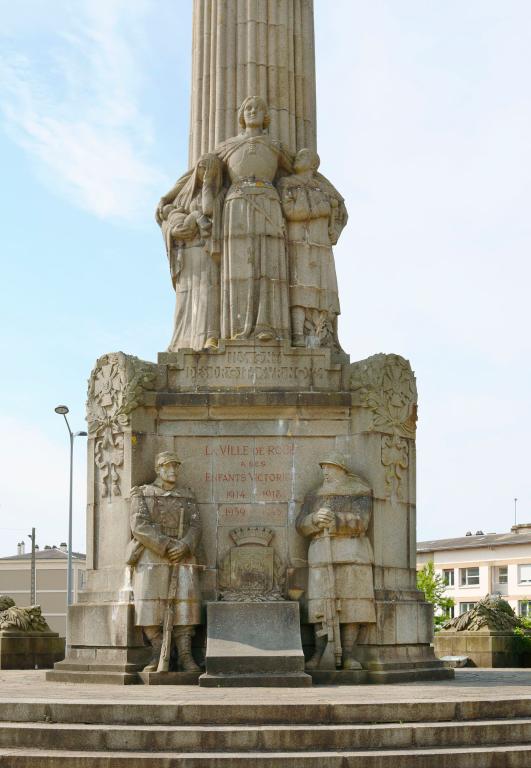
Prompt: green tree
<box><xmin>416</xmin><ymin>561</ymin><xmax>455</xmax><ymax>629</ymax></box>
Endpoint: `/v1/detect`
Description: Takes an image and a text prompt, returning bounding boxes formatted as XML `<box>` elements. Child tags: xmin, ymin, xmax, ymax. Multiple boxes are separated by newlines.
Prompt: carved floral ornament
<box><xmin>381</xmin><ymin>434</ymin><xmax>409</xmax><ymax>500</ymax></box>
<box><xmin>349</xmin><ymin>354</ymin><xmax>418</xmax><ymax>438</ymax></box>
<box><xmin>86</xmin><ymin>352</ymin><xmax>156</xmax><ymax>498</ymax></box>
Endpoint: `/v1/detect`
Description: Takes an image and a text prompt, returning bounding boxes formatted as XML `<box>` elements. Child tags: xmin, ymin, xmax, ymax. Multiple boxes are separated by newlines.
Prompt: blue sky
<box><xmin>1</xmin><ymin>0</ymin><xmax>530</xmax><ymax>557</ymax></box>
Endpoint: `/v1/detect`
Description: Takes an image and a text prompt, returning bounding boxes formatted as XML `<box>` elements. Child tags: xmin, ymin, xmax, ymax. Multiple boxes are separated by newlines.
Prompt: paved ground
<box><xmin>1</xmin><ymin>669</ymin><xmax>530</xmax><ymax>704</ymax></box>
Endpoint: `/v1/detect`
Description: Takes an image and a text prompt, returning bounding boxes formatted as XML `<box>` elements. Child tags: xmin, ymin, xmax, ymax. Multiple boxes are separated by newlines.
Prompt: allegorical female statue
<box><xmin>156</xmin><ymin>154</ymin><xmax>224</xmax><ymax>351</ymax></box>
<box><xmin>215</xmin><ymin>96</ymin><xmax>293</xmax><ymax>342</ymax></box>
<box><xmin>278</xmin><ymin>148</ymin><xmax>347</xmax><ymax>348</ymax></box>
<box><xmin>156</xmin><ymin>96</ymin><xmax>349</xmax><ymax>350</ymax></box>
<box><xmin>296</xmin><ymin>453</ymin><xmax>376</xmax><ymax>671</ymax></box>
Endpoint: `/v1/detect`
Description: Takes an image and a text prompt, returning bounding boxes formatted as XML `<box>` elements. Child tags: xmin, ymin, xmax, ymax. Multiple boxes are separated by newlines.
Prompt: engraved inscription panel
<box><xmin>205</xmin><ymin>439</ymin><xmax>294</xmax><ymax>503</ymax></box>
<box><xmin>161</xmin><ymin>344</ymin><xmax>343</xmax><ymax>391</ymax></box>
<box><xmin>218</xmin><ymin>504</ymin><xmax>286</xmax><ymax>526</ymax></box>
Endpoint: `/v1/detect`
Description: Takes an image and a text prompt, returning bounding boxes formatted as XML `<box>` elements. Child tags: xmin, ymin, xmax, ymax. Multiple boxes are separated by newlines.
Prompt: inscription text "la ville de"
<box><xmin>203</xmin><ymin>443</ymin><xmax>295</xmax><ymax>457</ymax></box>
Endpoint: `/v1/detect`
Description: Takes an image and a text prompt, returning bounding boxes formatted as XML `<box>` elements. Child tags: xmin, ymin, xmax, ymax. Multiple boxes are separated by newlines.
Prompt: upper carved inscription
<box><xmin>162</xmin><ymin>341</ymin><xmax>345</xmax><ymax>391</ymax></box>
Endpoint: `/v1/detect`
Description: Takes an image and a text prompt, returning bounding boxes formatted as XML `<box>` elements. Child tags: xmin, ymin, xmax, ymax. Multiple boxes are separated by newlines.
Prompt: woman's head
<box><xmin>238</xmin><ymin>96</ymin><xmax>270</xmax><ymax>131</ymax></box>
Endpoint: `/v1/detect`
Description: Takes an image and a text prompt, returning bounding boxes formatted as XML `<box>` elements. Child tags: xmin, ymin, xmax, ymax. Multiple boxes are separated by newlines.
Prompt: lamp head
<box><xmin>54</xmin><ymin>405</ymin><xmax>69</xmax><ymax>415</ymax></box>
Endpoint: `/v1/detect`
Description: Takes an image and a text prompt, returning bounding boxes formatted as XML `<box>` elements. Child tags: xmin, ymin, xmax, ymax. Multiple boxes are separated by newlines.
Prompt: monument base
<box><xmin>138</xmin><ymin>670</ymin><xmax>202</xmax><ymax>685</ymax></box>
<box><xmin>199</xmin><ymin>671</ymin><xmax>311</xmax><ymax>687</ymax></box>
<box><xmin>0</xmin><ymin>631</ymin><xmax>64</xmax><ymax>670</ymax></box>
<box><xmin>46</xmin><ymin>601</ymin><xmax>151</xmax><ymax>684</ymax></box>
<box><xmin>309</xmin><ymin>669</ymin><xmax>368</xmax><ymax>685</ymax></box>
<box><xmin>200</xmin><ymin>601</ymin><xmax>311</xmax><ymax>687</ymax></box>
<box><xmin>435</xmin><ymin>629</ymin><xmax>525</xmax><ymax>668</ymax></box>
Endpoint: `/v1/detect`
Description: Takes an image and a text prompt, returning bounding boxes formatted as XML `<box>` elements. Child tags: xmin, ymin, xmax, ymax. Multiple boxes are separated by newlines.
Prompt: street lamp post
<box><xmin>54</xmin><ymin>406</ymin><xmax>87</xmax><ymax>611</ymax></box>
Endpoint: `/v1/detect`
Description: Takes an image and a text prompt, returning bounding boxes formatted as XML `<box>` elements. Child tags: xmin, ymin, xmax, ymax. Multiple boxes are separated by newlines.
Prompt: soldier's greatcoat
<box><xmin>129</xmin><ymin>479</ymin><xmax>201</xmax><ymax>627</ymax></box>
<box><xmin>296</xmin><ymin>475</ymin><xmax>376</xmax><ymax>626</ymax></box>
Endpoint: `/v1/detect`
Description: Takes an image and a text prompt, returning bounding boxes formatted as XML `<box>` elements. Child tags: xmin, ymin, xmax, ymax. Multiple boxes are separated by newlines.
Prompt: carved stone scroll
<box><xmin>86</xmin><ymin>352</ymin><xmax>157</xmax><ymax>499</ymax></box>
<box><xmin>350</xmin><ymin>354</ymin><xmax>418</xmax><ymax>437</ymax></box>
<box><xmin>381</xmin><ymin>434</ymin><xmax>409</xmax><ymax>501</ymax></box>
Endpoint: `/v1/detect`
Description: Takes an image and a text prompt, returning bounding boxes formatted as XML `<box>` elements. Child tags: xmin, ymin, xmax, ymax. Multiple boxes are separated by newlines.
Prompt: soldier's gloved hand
<box><xmin>167</xmin><ymin>541</ymin><xmax>189</xmax><ymax>563</ymax></box>
<box><xmin>313</xmin><ymin>507</ymin><xmax>334</xmax><ymax>530</ymax></box>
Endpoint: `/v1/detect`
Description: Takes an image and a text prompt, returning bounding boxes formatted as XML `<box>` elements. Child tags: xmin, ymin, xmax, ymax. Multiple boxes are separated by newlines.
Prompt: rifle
<box><xmin>315</xmin><ymin>521</ymin><xmax>342</xmax><ymax>669</ymax></box>
<box><xmin>157</xmin><ymin>505</ymin><xmax>185</xmax><ymax>673</ymax></box>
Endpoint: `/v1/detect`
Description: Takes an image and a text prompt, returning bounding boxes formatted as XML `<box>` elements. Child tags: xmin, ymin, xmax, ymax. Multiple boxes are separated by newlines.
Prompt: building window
<box><xmin>443</xmin><ymin>605</ymin><xmax>455</xmax><ymax>619</ymax></box>
<box><xmin>495</xmin><ymin>566</ymin><xmax>508</xmax><ymax>585</ymax></box>
<box><xmin>442</xmin><ymin>569</ymin><xmax>455</xmax><ymax>587</ymax></box>
<box><xmin>519</xmin><ymin>601</ymin><xmax>531</xmax><ymax>617</ymax></box>
<box><xmin>460</xmin><ymin>567</ymin><xmax>480</xmax><ymax>587</ymax></box>
<box><xmin>460</xmin><ymin>602</ymin><xmax>476</xmax><ymax>614</ymax></box>
<box><xmin>518</xmin><ymin>565</ymin><xmax>531</xmax><ymax>584</ymax></box>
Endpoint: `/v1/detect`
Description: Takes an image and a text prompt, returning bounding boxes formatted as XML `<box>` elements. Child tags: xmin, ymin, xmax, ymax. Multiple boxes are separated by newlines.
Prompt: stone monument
<box><xmin>0</xmin><ymin>596</ymin><xmax>64</xmax><ymax>670</ymax></box>
<box><xmin>48</xmin><ymin>0</ymin><xmax>451</xmax><ymax>685</ymax></box>
<box><xmin>435</xmin><ymin>595</ymin><xmax>531</xmax><ymax>668</ymax></box>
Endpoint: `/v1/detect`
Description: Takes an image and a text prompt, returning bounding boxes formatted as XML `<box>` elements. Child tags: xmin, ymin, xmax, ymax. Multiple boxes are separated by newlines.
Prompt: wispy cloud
<box><xmin>0</xmin><ymin>0</ymin><xmax>164</xmax><ymax>221</ymax></box>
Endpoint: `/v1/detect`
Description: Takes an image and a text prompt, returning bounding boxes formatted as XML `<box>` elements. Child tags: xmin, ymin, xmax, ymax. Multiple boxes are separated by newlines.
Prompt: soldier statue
<box><xmin>127</xmin><ymin>451</ymin><xmax>202</xmax><ymax>672</ymax></box>
<box><xmin>296</xmin><ymin>452</ymin><xmax>376</xmax><ymax>670</ymax></box>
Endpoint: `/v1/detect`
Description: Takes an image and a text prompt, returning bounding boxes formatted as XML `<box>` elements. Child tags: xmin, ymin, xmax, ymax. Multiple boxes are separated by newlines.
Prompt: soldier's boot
<box><xmin>142</xmin><ymin>626</ymin><xmax>163</xmax><ymax>672</ymax></box>
<box><xmin>341</xmin><ymin>623</ymin><xmax>362</xmax><ymax>670</ymax></box>
<box><xmin>174</xmin><ymin>627</ymin><xmax>200</xmax><ymax>672</ymax></box>
<box><xmin>305</xmin><ymin>627</ymin><xmax>327</xmax><ymax>670</ymax></box>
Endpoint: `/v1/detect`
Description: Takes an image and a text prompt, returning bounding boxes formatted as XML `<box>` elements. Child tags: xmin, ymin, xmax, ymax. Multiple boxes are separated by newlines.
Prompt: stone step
<box><xmin>0</xmin><ymin>718</ymin><xmax>530</xmax><ymax>752</ymax></box>
<box><xmin>45</xmin><ymin>670</ymin><xmax>139</xmax><ymax>685</ymax></box>
<box><xmin>2</xmin><ymin>697</ymin><xmax>531</xmax><ymax>725</ymax></box>
<box><xmin>1</xmin><ymin>744</ymin><xmax>531</xmax><ymax>767</ymax></box>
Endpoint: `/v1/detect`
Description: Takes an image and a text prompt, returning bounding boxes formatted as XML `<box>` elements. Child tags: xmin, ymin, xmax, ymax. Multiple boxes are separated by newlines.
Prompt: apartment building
<box><xmin>0</xmin><ymin>543</ymin><xmax>86</xmax><ymax>636</ymax></box>
<box><xmin>417</xmin><ymin>523</ymin><xmax>531</xmax><ymax>619</ymax></box>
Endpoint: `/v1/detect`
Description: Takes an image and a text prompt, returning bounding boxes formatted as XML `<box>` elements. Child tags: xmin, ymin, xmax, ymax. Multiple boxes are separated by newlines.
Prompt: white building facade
<box><xmin>417</xmin><ymin>524</ymin><xmax>531</xmax><ymax>619</ymax></box>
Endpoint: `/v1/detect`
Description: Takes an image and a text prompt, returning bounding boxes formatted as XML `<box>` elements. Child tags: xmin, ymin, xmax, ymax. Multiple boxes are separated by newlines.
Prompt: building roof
<box><xmin>417</xmin><ymin>531</ymin><xmax>531</xmax><ymax>553</ymax></box>
<box><xmin>0</xmin><ymin>550</ymin><xmax>86</xmax><ymax>562</ymax></box>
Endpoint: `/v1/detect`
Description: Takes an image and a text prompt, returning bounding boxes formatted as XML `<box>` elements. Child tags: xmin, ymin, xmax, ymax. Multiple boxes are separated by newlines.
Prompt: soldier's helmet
<box><xmin>155</xmin><ymin>451</ymin><xmax>182</xmax><ymax>470</ymax></box>
<box><xmin>318</xmin><ymin>451</ymin><xmax>352</xmax><ymax>475</ymax></box>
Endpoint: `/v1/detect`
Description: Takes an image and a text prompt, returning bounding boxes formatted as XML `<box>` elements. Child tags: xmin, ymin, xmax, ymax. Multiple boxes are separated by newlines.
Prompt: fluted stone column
<box><xmin>189</xmin><ymin>0</ymin><xmax>316</xmax><ymax>164</ymax></box>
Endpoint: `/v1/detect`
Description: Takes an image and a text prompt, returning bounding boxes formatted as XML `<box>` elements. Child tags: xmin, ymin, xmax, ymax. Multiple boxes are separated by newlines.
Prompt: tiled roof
<box><xmin>0</xmin><ymin>550</ymin><xmax>86</xmax><ymax>562</ymax></box>
<box><xmin>417</xmin><ymin>532</ymin><xmax>531</xmax><ymax>553</ymax></box>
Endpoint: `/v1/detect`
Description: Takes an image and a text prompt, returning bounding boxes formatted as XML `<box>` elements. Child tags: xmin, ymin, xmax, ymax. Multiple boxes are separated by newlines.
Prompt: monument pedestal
<box><xmin>199</xmin><ymin>601</ymin><xmax>311</xmax><ymax>687</ymax></box>
<box><xmin>47</xmin><ymin>345</ymin><xmax>450</xmax><ymax>685</ymax></box>
<box><xmin>138</xmin><ymin>670</ymin><xmax>201</xmax><ymax>685</ymax></box>
<box><xmin>0</xmin><ymin>631</ymin><xmax>64</xmax><ymax>670</ymax></box>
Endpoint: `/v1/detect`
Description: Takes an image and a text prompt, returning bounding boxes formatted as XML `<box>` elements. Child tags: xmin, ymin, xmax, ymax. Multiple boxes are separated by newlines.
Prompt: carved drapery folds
<box><xmin>86</xmin><ymin>352</ymin><xmax>156</xmax><ymax>499</ymax></box>
<box><xmin>157</xmin><ymin>97</ymin><xmax>347</xmax><ymax>352</ymax></box>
